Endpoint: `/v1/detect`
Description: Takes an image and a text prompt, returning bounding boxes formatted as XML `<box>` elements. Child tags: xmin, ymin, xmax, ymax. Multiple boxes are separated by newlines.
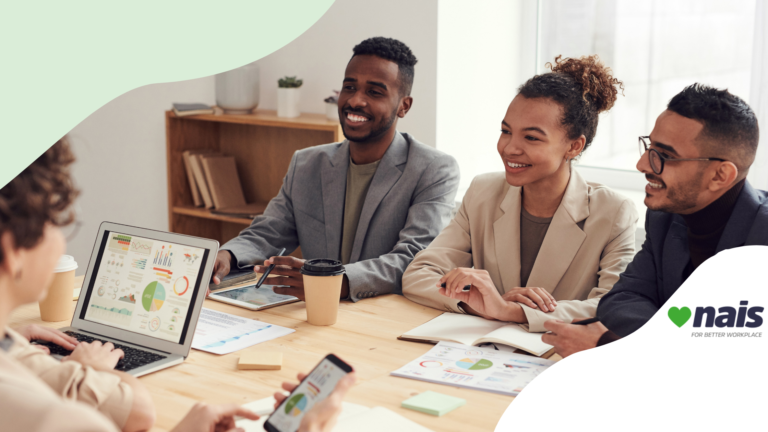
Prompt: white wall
<box><xmin>65</xmin><ymin>0</ymin><xmax>439</xmax><ymax>271</ymax></box>
<box><xmin>436</xmin><ymin>0</ymin><xmax>538</xmax><ymax>197</ymax></box>
<box><xmin>66</xmin><ymin>78</ymin><xmax>215</xmax><ymax>271</ymax></box>
<box><xmin>253</xmin><ymin>0</ymin><xmax>438</xmax><ymax>147</ymax></box>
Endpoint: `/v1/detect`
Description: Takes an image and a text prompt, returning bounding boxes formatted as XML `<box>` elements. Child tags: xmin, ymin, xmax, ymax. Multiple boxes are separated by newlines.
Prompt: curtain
<box><xmin>747</xmin><ymin>0</ymin><xmax>768</xmax><ymax>189</ymax></box>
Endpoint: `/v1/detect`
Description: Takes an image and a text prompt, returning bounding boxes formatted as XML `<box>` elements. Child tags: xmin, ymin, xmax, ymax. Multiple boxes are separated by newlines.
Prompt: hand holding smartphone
<box><xmin>265</xmin><ymin>354</ymin><xmax>354</xmax><ymax>432</ymax></box>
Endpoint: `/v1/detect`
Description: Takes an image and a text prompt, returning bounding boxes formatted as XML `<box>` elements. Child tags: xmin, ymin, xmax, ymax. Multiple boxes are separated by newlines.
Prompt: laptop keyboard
<box><xmin>31</xmin><ymin>331</ymin><xmax>167</xmax><ymax>372</ymax></box>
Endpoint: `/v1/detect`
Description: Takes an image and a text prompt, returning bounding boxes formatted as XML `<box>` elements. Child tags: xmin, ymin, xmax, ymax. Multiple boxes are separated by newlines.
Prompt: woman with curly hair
<box><xmin>0</xmin><ymin>140</ymin><xmax>352</xmax><ymax>431</ymax></box>
<box><xmin>403</xmin><ymin>55</ymin><xmax>639</xmax><ymax>332</ymax></box>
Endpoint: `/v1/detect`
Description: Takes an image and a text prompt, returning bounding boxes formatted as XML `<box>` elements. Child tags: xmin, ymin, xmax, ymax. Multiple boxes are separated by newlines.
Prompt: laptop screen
<box><xmin>79</xmin><ymin>230</ymin><xmax>210</xmax><ymax>344</ymax></box>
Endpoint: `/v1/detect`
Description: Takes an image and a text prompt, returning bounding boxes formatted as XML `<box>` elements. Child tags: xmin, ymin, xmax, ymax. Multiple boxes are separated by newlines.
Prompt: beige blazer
<box><xmin>5</xmin><ymin>327</ymin><xmax>133</xmax><ymax>428</ymax></box>
<box><xmin>0</xmin><ymin>330</ymin><xmax>120</xmax><ymax>432</ymax></box>
<box><xmin>402</xmin><ymin>169</ymin><xmax>638</xmax><ymax>332</ymax></box>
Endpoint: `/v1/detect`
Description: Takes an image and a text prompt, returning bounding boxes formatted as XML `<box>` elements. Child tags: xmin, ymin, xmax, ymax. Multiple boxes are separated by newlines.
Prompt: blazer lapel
<box><xmin>349</xmin><ymin>133</ymin><xmax>408</xmax><ymax>262</ymax></box>
<box><xmin>493</xmin><ymin>185</ymin><xmax>522</xmax><ymax>292</ymax></box>
<box><xmin>663</xmin><ymin>216</ymin><xmax>690</xmax><ymax>295</ymax></box>
<box><xmin>320</xmin><ymin>141</ymin><xmax>349</xmax><ymax>260</ymax></box>
<box><xmin>719</xmin><ymin>181</ymin><xmax>760</xmax><ymax>250</ymax></box>
<box><xmin>527</xmin><ymin>169</ymin><xmax>588</xmax><ymax>290</ymax></box>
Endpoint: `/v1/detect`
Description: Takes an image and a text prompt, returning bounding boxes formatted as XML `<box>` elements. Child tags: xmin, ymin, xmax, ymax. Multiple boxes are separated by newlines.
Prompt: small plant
<box><xmin>278</xmin><ymin>76</ymin><xmax>303</xmax><ymax>88</ymax></box>
<box><xmin>324</xmin><ymin>90</ymin><xmax>340</xmax><ymax>104</ymax></box>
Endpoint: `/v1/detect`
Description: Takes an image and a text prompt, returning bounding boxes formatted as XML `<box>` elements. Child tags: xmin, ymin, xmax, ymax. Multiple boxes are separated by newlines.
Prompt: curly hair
<box><xmin>668</xmin><ymin>83</ymin><xmax>759</xmax><ymax>174</ymax></box>
<box><xmin>352</xmin><ymin>36</ymin><xmax>418</xmax><ymax>96</ymax></box>
<box><xmin>0</xmin><ymin>138</ymin><xmax>78</xmax><ymax>264</ymax></box>
<box><xmin>518</xmin><ymin>55</ymin><xmax>624</xmax><ymax>153</ymax></box>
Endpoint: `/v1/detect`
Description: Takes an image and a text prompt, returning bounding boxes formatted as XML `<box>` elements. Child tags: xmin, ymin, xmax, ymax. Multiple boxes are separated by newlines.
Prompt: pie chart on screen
<box><xmin>142</xmin><ymin>282</ymin><xmax>166</xmax><ymax>312</ymax></box>
<box><xmin>284</xmin><ymin>393</ymin><xmax>307</xmax><ymax>417</ymax></box>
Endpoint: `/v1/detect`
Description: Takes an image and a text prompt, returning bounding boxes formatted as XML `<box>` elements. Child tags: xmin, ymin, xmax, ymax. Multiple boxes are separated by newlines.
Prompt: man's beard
<box><xmin>341</xmin><ymin>105</ymin><xmax>398</xmax><ymax>144</ymax></box>
<box><xmin>646</xmin><ymin>171</ymin><xmax>703</xmax><ymax>214</ymax></box>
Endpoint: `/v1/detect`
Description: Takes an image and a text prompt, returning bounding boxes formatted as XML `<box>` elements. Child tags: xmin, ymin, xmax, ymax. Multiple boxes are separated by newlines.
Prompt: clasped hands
<box><xmin>437</xmin><ymin>268</ymin><xmax>557</xmax><ymax>323</ymax></box>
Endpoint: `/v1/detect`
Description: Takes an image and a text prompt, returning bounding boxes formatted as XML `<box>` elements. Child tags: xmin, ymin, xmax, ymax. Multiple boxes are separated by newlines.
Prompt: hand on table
<box><xmin>170</xmin><ymin>403</ymin><xmax>259</xmax><ymax>432</ymax></box>
<box><xmin>274</xmin><ymin>372</ymin><xmax>356</xmax><ymax>432</ymax></box>
<box><xmin>15</xmin><ymin>324</ymin><xmax>78</xmax><ymax>353</ymax></box>
<box><xmin>62</xmin><ymin>340</ymin><xmax>124</xmax><ymax>371</ymax></box>
<box><xmin>438</xmin><ymin>268</ymin><xmax>524</xmax><ymax>322</ymax></box>
<box><xmin>208</xmin><ymin>250</ymin><xmax>235</xmax><ymax>296</ymax></box>
<box><xmin>541</xmin><ymin>317</ymin><xmax>608</xmax><ymax>358</ymax></box>
<box><xmin>501</xmin><ymin>287</ymin><xmax>557</xmax><ymax>312</ymax></box>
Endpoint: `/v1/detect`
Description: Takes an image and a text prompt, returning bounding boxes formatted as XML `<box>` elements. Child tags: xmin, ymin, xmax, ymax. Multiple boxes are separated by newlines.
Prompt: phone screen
<box><xmin>264</xmin><ymin>354</ymin><xmax>352</xmax><ymax>432</ymax></box>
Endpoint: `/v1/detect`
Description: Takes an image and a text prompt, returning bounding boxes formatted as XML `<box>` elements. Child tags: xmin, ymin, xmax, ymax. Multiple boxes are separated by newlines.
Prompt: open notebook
<box><xmin>398</xmin><ymin>313</ymin><xmax>553</xmax><ymax>357</ymax></box>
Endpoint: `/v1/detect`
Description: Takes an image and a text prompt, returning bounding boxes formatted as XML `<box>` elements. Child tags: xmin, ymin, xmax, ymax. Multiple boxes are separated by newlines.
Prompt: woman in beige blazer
<box><xmin>403</xmin><ymin>56</ymin><xmax>638</xmax><ymax>332</ymax></box>
<box><xmin>0</xmin><ymin>139</ymin><xmax>351</xmax><ymax>432</ymax></box>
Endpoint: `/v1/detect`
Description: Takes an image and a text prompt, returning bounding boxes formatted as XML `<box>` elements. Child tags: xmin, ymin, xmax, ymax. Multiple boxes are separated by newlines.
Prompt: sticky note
<box><xmin>401</xmin><ymin>391</ymin><xmax>465</xmax><ymax>416</ymax></box>
<box><xmin>238</xmin><ymin>352</ymin><xmax>282</xmax><ymax>370</ymax></box>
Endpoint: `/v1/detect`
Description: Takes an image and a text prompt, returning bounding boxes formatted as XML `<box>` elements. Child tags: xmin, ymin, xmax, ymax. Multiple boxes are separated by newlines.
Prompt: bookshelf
<box><xmin>165</xmin><ymin>109</ymin><xmax>343</xmax><ymax>247</ymax></box>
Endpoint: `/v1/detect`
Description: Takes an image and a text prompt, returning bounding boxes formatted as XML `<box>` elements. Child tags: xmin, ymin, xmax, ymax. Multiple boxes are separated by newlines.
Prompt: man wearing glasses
<box><xmin>542</xmin><ymin>83</ymin><xmax>766</xmax><ymax>357</ymax></box>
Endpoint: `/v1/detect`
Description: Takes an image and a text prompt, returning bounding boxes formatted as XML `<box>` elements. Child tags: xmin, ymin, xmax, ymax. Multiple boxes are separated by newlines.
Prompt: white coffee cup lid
<box><xmin>55</xmin><ymin>255</ymin><xmax>78</xmax><ymax>273</ymax></box>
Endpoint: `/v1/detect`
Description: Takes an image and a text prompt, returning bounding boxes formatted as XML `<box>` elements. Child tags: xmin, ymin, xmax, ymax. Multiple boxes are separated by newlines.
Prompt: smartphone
<box><xmin>264</xmin><ymin>354</ymin><xmax>353</xmax><ymax>432</ymax></box>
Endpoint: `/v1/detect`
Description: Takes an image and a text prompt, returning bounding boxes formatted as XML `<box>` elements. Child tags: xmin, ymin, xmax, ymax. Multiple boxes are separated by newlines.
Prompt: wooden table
<box><xmin>9</xmin><ymin>276</ymin><xmax>522</xmax><ymax>432</ymax></box>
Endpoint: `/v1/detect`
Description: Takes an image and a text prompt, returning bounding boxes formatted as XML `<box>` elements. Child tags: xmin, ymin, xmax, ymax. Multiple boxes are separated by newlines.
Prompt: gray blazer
<box><xmin>222</xmin><ymin>132</ymin><xmax>460</xmax><ymax>301</ymax></box>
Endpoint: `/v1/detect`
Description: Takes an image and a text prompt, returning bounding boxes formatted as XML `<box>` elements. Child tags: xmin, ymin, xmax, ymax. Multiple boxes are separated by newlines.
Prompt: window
<box><xmin>539</xmin><ymin>0</ymin><xmax>757</xmax><ymax>188</ymax></box>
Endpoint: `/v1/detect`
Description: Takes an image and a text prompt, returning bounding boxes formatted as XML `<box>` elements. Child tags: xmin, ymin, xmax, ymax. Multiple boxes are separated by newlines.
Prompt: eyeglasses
<box><xmin>638</xmin><ymin>136</ymin><xmax>726</xmax><ymax>175</ymax></box>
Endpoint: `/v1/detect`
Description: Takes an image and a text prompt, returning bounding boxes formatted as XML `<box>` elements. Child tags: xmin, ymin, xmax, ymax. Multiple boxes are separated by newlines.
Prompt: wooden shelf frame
<box><xmin>166</xmin><ymin>109</ymin><xmax>343</xmax><ymax>245</ymax></box>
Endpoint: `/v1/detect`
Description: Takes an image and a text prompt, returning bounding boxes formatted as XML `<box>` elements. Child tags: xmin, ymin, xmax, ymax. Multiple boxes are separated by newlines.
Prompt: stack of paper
<box><xmin>191</xmin><ymin>308</ymin><xmax>294</xmax><ymax>355</ymax></box>
<box><xmin>391</xmin><ymin>341</ymin><xmax>554</xmax><ymax>396</ymax></box>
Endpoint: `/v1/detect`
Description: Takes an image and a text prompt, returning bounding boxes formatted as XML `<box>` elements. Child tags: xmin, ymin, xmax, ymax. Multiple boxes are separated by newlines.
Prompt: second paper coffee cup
<box><xmin>300</xmin><ymin>259</ymin><xmax>345</xmax><ymax>326</ymax></box>
<box><xmin>39</xmin><ymin>255</ymin><xmax>78</xmax><ymax>322</ymax></box>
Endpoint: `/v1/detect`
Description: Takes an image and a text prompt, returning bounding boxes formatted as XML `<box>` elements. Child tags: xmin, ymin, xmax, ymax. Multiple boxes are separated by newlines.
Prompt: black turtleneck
<box><xmin>597</xmin><ymin>179</ymin><xmax>745</xmax><ymax>348</ymax></box>
<box><xmin>682</xmin><ymin>178</ymin><xmax>745</xmax><ymax>272</ymax></box>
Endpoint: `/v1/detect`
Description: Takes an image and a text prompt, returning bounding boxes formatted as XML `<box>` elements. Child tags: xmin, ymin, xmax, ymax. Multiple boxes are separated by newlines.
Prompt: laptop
<box><xmin>34</xmin><ymin>222</ymin><xmax>218</xmax><ymax>377</ymax></box>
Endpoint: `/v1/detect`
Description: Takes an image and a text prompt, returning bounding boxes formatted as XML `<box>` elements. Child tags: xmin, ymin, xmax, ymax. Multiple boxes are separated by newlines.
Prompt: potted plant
<box><xmin>277</xmin><ymin>76</ymin><xmax>303</xmax><ymax>118</ymax></box>
<box><xmin>324</xmin><ymin>90</ymin><xmax>340</xmax><ymax>121</ymax></box>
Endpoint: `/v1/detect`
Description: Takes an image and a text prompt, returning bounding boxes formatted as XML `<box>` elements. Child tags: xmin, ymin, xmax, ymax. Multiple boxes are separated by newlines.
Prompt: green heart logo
<box><xmin>668</xmin><ymin>306</ymin><xmax>692</xmax><ymax>327</ymax></box>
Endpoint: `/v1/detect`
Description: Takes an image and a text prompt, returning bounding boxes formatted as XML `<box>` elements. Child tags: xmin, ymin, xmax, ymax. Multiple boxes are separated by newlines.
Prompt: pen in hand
<box><xmin>571</xmin><ymin>317</ymin><xmax>600</xmax><ymax>326</ymax></box>
<box><xmin>440</xmin><ymin>282</ymin><xmax>471</xmax><ymax>292</ymax></box>
<box><xmin>256</xmin><ymin>248</ymin><xmax>287</xmax><ymax>288</ymax></box>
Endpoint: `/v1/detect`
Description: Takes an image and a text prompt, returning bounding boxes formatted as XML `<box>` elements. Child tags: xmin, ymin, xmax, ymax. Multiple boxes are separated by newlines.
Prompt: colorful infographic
<box><xmin>391</xmin><ymin>342</ymin><xmax>555</xmax><ymax>396</ymax></box>
<box><xmin>142</xmin><ymin>282</ymin><xmax>166</xmax><ymax>312</ymax></box>
<box><xmin>85</xmin><ymin>231</ymin><xmax>205</xmax><ymax>343</ymax></box>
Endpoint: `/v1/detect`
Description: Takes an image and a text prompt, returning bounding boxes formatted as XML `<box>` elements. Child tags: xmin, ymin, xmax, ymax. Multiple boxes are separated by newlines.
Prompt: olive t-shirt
<box><xmin>341</xmin><ymin>158</ymin><xmax>381</xmax><ymax>264</ymax></box>
<box><xmin>520</xmin><ymin>206</ymin><xmax>553</xmax><ymax>287</ymax></box>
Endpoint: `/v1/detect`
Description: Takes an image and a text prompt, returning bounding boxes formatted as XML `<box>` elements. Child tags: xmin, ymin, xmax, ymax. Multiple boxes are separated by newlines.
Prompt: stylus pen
<box><xmin>572</xmin><ymin>317</ymin><xmax>600</xmax><ymax>326</ymax></box>
<box><xmin>255</xmin><ymin>248</ymin><xmax>286</xmax><ymax>288</ymax></box>
<box><xmin>440</xmin><ymin>282</ymin><xmax>472</xmax><ymax>292</ymax></box>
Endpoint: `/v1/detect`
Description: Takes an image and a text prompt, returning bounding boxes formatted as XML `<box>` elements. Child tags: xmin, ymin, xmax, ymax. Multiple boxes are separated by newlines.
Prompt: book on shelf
<box><xmin>200</xmin><ymin>155</ymin><xmax>247</xmax><ymax>210</ymax></box>
<box><xmin>182</xmin><ymin>149</ymin><xmax>215</xmax><ymax>207</ymax></box>
<box><xmin>398</xmin><ymin>312</ymin><xmax>554</xmax><ymax>357</ymax></box>
<box><xmin>188</xmin><ymin>152</ymin><xmax>220</xmax><ymax>209</ymax></box>
<box><xmin>172</xmin><ymin>103</ymin><xmax>214</xmax><ymax>117</ymax></box>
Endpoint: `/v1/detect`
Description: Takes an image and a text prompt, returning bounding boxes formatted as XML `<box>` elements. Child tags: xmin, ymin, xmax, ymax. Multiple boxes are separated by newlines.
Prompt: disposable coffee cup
<box><xmin>39</xmin><ymin>255</ymin><xmax>78</xmax><ymax>322</ymax></box>
<box><xmin>300</xmin><ymin>259</ymin><xmax>345</xmax><ymax>326</ymax></box>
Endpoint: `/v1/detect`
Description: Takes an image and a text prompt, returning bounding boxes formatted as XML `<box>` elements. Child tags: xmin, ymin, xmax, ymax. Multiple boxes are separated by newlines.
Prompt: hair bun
<box><xmin>547</xmin><ymin>55</ymin><xmax>624</xmax><ymax>113</ymax></box>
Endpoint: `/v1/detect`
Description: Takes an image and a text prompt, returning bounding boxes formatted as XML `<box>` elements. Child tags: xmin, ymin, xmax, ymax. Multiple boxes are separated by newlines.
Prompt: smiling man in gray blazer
<box><xmin>210</xmin><ymin>37</ymin><xmax>459</xmax><ymax>302</ymax></box>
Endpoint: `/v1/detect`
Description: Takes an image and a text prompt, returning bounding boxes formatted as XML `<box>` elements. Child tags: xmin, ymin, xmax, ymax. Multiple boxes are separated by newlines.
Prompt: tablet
<box><xmin>208</xmin><ymin>284</ymin><xmax>299</xmax><ymax>311</ymax></box>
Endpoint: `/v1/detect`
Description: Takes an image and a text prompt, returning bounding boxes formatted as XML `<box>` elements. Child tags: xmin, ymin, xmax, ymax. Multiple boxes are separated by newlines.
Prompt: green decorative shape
<box><xmin>1</xmin><ymin>0</ymin><xmax>335</xmax><ymax>188</ymax></box>
<box><xmin>668</xmin><ymin>306</ymin><xmax>692</xmax><ymax>327</ymax></box>
<box><xmin>469</xmin><ymin>358</ymin><xmax>493</xmax><ymax>370</ymax></box>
